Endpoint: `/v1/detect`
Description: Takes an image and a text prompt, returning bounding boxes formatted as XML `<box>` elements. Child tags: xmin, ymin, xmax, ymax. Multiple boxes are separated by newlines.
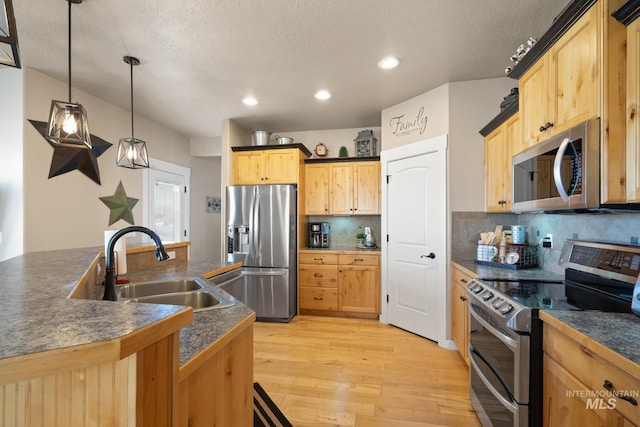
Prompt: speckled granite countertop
<box><xmin>540</xmin><ymin>310</ymin><xmax>640</xmax><ymax>369</ymax></box>
<box><xmin>453</xmin><ymin>259</ymin><xmax>564</xmax><ymax>282</ymax></box>
<box><xmin>300</xmin><ymin>246</ymin><xmax>381</xmax><ymax>252</ymax></box>
<box><xmin>0</xmin><ymin>248</ymin><xmax>253</xmax><ymax>367</ymax></box>
<box><xmin>123</xmin><ymin>262</ymin><xmax>254</xmax><ymax>365</ymax></box>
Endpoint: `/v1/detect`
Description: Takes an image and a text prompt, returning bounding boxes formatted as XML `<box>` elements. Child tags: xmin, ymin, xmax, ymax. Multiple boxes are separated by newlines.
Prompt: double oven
<box><xmin>466</xmin><ymin>240</ymin><xmax>638</xmax><ymax>426</ymax></box>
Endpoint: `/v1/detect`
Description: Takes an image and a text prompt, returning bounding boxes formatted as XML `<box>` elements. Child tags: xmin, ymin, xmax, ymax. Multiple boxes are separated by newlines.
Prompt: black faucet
<box><xmin>103</xmin><ymin>226</ymin><xmax>170</xmax><ymax>301</ymax></box>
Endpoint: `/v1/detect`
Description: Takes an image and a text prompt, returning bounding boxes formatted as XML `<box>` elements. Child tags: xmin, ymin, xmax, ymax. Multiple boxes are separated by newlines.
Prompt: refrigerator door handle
<box><xmin>252</xmin><ymin>187</ymin><xmax>260</xmax><ymax>259</ymax></box>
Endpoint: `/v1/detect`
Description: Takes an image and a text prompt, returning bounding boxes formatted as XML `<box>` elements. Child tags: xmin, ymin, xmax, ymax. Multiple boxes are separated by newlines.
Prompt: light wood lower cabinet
<box><xmin>179</xmin><ymin>317</ymin><xmax>254</xmax><ymax>427</ymax></box>
<box><xmin>299</xmin><ymin>250</ymin><xmax>380</xmax><ymax>318</ymax></box>
<box><xmin>542</xmin><ymin>314</ymin><xmax>640</xmax><ymax>427</ymax></box>
<box><xmin>450</xmin><ymin>263</ymin><xmax>477</xmax><ymax>366</ymax></box>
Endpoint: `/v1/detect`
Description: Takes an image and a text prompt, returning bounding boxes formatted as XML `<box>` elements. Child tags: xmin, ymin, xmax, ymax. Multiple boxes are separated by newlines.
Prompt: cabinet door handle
<box><xmin>545</xmin><ymin>122</ymin><xmax>554</xmax><ymax>130</ymax></box>
<box><xmin>354</xmin><ymin>258</ymin><xmax>364</xmax><ymax>262</ymax></box>
<box><xmin>313</xmin><ymin>258</ymin><xmax>324</xmax><ymax>261</ymax></box>
<box><xmin>459</xmin><ymin>295</ymin><xmax>468</xmax><ymax>302</ymax></box>
<box><xmin>603</xmin><ymin>380</ymin><xmax>638</xmax><ymax>406</ymax></box>
<box><xmin>460</xmin><ymin>278</ymin><xmax>468</xmax><ymax>284</ymax></box>
<box><xmin>314</xmin><ymin>297</ymin><xmax>323</xmax><ymax>301</ymax></box>
<box><xmin>314</xmin><ymin>273</ymin><xmax>323</xmax><ymax>278</ymax></box>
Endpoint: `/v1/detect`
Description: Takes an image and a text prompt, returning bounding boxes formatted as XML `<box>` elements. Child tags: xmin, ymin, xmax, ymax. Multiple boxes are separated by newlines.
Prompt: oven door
<box><xmin>468</xmin><ymin>303</ymin><xmax>529</xmax><ymax>427</ymax></box>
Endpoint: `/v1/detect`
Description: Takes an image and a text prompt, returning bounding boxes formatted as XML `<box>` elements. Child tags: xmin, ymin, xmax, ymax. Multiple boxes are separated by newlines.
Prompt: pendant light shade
<box><xmin>46</xmin><ymin>0</ymin><xmax>91</xmax><ymax>149</ymax></box>
<box><xmin>116</xmin><ymin>55</ymin><xmax>149</xmax><ymax>169</ymax></box>
<box><xmin>0</xmin><ymin>0</ymin><xmax>20</xmax><ymax>68</ymax></box>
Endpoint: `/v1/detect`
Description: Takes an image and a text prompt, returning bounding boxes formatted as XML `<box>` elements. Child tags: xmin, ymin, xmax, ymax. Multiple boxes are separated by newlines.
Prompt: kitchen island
<box><xmin>0</xmin><ymin>245</ymin><xmax>254</xmax><ymax>426</ymax></box>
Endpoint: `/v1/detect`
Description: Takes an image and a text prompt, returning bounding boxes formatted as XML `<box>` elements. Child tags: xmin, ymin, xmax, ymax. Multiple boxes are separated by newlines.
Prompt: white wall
<box><xmin>448</xmin><ymin>78</ymin><xmax>517</xmax><ymax>211</ymax></box>
<box><xmin>22</xmin><ymin>69</ymin><xmax>193</xmax><ymax>252</ymax></box>
<box><xmin>0</xmin><ymin>68</ymin><xmax>24</xmax><ymax>261</ymax></box>
<box><xmin>190</xmin><ymin>156</ymin><xmax>222</xmax><ymax>262</ymax></box>
<box><xmin>380</xmin><ymin>84</ymin><xmax>449</xmax><ymax>150</ymax></box>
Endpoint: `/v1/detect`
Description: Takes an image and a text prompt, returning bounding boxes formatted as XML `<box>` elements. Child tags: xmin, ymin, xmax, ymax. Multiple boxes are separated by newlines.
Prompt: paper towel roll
<box><xmin>104</xmin><ymin>230</ymin><xmax>127</xmax><ymax>275</ymax></box>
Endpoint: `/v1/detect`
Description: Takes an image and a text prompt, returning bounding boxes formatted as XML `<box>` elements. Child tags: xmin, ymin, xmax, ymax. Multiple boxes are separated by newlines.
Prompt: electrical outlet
<box><xmin>542</xmin><ymin>234</ymin><xmax>553</xmax><ymax>249</ymax></box>
<box><xmin>167</xmin><ymin>251</ymin><xmax>176</xmax><ymax>260</ymax></box>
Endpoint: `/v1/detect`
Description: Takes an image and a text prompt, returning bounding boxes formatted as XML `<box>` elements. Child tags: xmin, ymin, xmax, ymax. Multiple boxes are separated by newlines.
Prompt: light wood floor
<box><xmin>253</xmin><ymin>315</ymin><xmax>481</xmax><ymax>427</ymax></box>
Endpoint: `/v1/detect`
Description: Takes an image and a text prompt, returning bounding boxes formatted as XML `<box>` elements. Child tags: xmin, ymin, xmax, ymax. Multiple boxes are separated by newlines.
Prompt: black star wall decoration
<box><xmin>28</xmin><ymin>120</ymin><xmax>112</xmax><ymax>185</ymax></box>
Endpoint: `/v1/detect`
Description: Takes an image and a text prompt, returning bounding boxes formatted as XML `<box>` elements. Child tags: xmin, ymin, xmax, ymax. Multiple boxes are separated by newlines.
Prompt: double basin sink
<box><xmin>117</xmin><ymin>277</ymin><xmax>235</xmax><ymax>312</ymax></box>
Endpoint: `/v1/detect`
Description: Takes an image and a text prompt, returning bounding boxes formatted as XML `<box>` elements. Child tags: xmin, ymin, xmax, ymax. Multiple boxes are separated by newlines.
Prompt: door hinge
<box><xmin>184</xmin><ymin>186</ymin><xmax>188</xmax><ymax>193</ymax></box>
<box><xmin>386</xmin><ymin>174</ymin><xmax>391</xmax><ymax>184</ymax></box>
<box><xmin>386</xmin><ymin>294</ymin><xmax>389</xmax><ymax>303</ymax></box>
<box><xmin>184</xmin><ymin>230</ymin><xmax>187</xmax><ymax>237</ymax></box>
<box><xmin>386</xmin><ymin>234</ymin><xmax>389</xmax><ymax>242</ymax></box>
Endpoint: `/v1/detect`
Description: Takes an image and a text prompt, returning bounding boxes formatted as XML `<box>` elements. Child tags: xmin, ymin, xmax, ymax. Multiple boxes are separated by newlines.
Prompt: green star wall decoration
<box><xmin>99</xmin><ymin>181</ymin><xmax>139</xmax><ymax>226</ymax></box>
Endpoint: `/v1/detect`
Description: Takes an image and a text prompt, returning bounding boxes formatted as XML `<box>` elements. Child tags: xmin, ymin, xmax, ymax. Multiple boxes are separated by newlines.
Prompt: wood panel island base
<box><xmin>0</xmin><ymin>245</ymin><xmax>255</xmax><ymax>427</ymax></box>
<box><xmin>299</xmin><ymin>249</ymin><xmax>380</xmax><ymax>319</ymax></box>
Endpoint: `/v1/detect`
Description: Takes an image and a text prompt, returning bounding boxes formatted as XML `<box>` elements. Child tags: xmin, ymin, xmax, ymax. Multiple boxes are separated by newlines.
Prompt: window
<box><xmin>143</xmin><ymin>158</ymin><xmax>190</xmax><ymax>243</ymax></box>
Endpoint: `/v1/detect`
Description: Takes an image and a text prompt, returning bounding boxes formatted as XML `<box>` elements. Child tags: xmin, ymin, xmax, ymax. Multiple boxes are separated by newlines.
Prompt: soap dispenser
<box><xmin>363</xmin><ymin>227</ymin><xmax>377</xmax><ymax>248</ymax></box>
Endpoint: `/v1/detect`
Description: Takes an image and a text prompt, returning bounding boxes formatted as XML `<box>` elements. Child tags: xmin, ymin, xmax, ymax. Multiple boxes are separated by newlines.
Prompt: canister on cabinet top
<box><xmin>511</xmin><ymin>225</ymin><xmax>526</xmax><ymax>244</ymax></box>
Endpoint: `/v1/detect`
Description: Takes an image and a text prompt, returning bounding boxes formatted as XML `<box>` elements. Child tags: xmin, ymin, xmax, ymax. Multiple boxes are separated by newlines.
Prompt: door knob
<box><xmin>421</xmin><ymin>253</ymin><xmax>436</xmax><ymax>259</ymax></box>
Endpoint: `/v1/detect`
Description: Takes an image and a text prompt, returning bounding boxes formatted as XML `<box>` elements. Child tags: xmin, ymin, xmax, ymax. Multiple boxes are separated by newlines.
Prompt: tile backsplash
<box><xmin>452</xmin><ymin>211</ymin><xmax>640</xmax><ymax>274</ymax></box>
<box><xmin>306</xmin><ymin>215</ymin><xmax>381</xmax><ymax>247</ymax></box>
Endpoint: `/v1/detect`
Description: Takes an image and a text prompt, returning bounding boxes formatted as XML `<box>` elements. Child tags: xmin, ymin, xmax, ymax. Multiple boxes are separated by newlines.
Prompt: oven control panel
<box><xmin>467</xmin><ymin>280</ymin><xmax>517</xmax><ymax>320</ymax></box>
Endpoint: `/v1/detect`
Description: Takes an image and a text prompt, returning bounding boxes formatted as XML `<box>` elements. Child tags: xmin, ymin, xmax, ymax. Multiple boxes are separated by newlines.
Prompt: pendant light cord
<box><xmin>130</xmin><ymin>61</ymin><xmax>135</xmax><ymax>138</ymax></box>
<box><xmin>68</xmin><ymin>0</ymin><xmax>72</xmax><ymax>103</ymax></box>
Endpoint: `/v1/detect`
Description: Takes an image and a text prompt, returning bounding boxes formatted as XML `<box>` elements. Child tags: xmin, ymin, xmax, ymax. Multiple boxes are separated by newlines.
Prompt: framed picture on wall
<box><xmin>206</xmin><ymin>196</ymin><xmax>221</xmax><ymax>213</ymax></box>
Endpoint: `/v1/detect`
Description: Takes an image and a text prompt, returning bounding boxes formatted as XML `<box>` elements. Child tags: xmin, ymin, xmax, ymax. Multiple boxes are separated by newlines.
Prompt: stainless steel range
<box><xmin>466</xmin><ymin>240</ymin><xmax>638</xmax><ymax>427</ymax></box>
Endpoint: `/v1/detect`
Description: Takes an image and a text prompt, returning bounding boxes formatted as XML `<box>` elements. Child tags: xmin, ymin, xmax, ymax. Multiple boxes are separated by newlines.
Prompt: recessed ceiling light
<box><xmin>242</xmin><ymin>97</ymin><xmax>258</xmax><ymax>106</ymax></box>
<box><xmin>315</xmin><ymin>90</ymin><xmax>331</xmax><ymax>100</ymax></box>
<box><xmin>378</xmin><ymin>56</ymin><xmax>400</xmax><ymax>70</ymax></box>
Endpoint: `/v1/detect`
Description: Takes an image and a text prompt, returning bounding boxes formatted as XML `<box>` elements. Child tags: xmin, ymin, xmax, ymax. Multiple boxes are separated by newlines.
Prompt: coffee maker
<box><xmin>308</xmin><ymin>222</ymin><xmax>329</xmax><ymax>248</ymax></box>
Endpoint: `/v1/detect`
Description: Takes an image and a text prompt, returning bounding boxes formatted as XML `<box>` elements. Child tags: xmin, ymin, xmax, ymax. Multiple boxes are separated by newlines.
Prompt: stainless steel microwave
<box><xmin>512</xmin><ymin>118</ymin><xmax>600</xmax><ymax>213</ymax></box>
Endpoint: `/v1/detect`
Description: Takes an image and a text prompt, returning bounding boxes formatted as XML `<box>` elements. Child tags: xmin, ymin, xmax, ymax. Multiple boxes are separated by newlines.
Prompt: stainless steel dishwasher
<box><xmin>210</xmin><ymin>267</ymin><xmax>293</xmax><ymax>322</ymax></box>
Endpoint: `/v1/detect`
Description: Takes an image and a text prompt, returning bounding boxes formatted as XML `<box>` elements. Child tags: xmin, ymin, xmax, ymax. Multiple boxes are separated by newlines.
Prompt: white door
<box><xmin>382</xmin><ymin>135</ymin><xmax>447</xmax><ymax>343</ymax></box>
<box><xmin>143</xmin><ymin>158</ymin><xmax>190</xmax><ymax>243</ymax></box>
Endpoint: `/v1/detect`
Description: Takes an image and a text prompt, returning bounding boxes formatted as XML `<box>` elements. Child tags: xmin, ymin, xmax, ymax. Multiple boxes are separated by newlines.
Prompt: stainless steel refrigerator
<box><xmin>224</xmin><ymin>184</ymin><xmax>297</xmax><ymax>321</ymax></box>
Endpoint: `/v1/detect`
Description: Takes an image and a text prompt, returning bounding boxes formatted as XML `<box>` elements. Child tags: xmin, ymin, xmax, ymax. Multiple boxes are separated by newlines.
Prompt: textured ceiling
<box><xmin>12</xmin><ymin>0</ymin><xmax>570</xmax><ymax>139</ymax></box>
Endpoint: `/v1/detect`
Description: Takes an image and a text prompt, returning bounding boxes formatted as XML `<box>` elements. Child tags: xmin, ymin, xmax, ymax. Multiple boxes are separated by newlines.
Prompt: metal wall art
<box><xmin>28</xmin><ymin>119</ymin><xmax>111</xmax><ymax>184</ymax></box>
<box><xmin>99</xmin><ymin>180</ymin><xmax>139</xmax><ymax>226</ymax></box>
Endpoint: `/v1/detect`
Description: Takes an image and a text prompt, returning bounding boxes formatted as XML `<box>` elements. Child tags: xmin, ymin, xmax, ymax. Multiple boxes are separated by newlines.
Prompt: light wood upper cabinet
<box><xmin>305</xmin><ymin>161</ymin><xmax>380</xmax><ymax>215</ymax></box>
<box><xmin>485</xmin><ymin>113</ymin><xmax>518</xmax><ymax>212</ymax></box>
<box><xmin>232</xmin><ymin>148</ymin><xmax>301</xmax><ymax>185</ymax></box>
<box><xmin>520</xmin><ymin>5</ymin><xmax>600</xmax><ymax>148</ymax></box>
<box><xmin>627</xmin><ymin>18</ymin><xmax>640</xmax><ymax>202</ymax></box>
<box><xmin>305</xmin><ymin>163</ymin><xmax>330</xmax><ymax>214</ymax></box>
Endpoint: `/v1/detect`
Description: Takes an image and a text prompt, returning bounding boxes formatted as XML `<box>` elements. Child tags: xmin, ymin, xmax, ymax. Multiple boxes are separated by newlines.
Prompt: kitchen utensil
<box><xmin>480</xmin><ymin>232</ymin><xmax>489</xmax><ymax>244</ymax></box>
<box><xmin>485</xmin><ymin>232</ymin><xmax>496</xmax><ymax>246</ymax></box>
<box><xmin>493</xmin><ymin>225</ymin><xmax>503</xmax><ymax>244</ymax></box>
<box><xmin>505</xmin><ymin>251</ymin><xmax>520</xmax><ymax>265</ymax></box>
<box><xmin>252</xmin><ymin>130</ymin><xmax>272</xmax><ymax>146</ymax></box>
<box><xmin>274</xmin><ymin>135</ymin><xmax>293</xmax><ymax>144</ymax></box>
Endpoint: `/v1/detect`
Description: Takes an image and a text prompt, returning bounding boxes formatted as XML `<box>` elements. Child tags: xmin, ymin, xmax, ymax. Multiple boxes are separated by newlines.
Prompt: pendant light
<box><xmin>0</xmin><ymin>0</ymin><xmax>20</xmax><ymax>68</ymax></box>
<box><xmin>46</xmin><ymin>0</ymin><xmax>91</xmax><ymax>149</ymax></box>
<box><xmin>116</xmin><ymin>55</ymin><xmax>149</xmax><ymax>169</ymax></box>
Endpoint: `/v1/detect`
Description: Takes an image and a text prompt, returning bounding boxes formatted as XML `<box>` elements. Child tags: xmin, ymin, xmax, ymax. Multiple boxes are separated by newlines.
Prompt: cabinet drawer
<box><xmin>299</xmin><ymin>253</ymin><xmax>338</xmax><ymax>265</ymax></box>
<box><xmin>300</xmin><ymin>287</ymin><xmax>338</xmax><ymax>310</ymax></box>
<box><xmin>544</xmin><ymin>324</ymin><xmax>640</xmax><ymax>426</ymax></box>
<box><xmin>338</xmin><ymin>254</ymin><xmax>379</xmax><ymax>266</ymax></box>
<box><xmin>451</xmin><ymin>265</ymin><xmax>475</xmax><ymax>288</ymax></box>
<box><xmin>299</xmin><ymin>265</ymin><xmax>338</xmax><ymax>288</ymax></box>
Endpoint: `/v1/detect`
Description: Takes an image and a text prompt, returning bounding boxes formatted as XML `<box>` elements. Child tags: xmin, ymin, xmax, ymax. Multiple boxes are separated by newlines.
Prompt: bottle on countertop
<box><xmin>364</xmin><ymin>227</ymin><xmax>377</xmax><ymax>248</ymax></box>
